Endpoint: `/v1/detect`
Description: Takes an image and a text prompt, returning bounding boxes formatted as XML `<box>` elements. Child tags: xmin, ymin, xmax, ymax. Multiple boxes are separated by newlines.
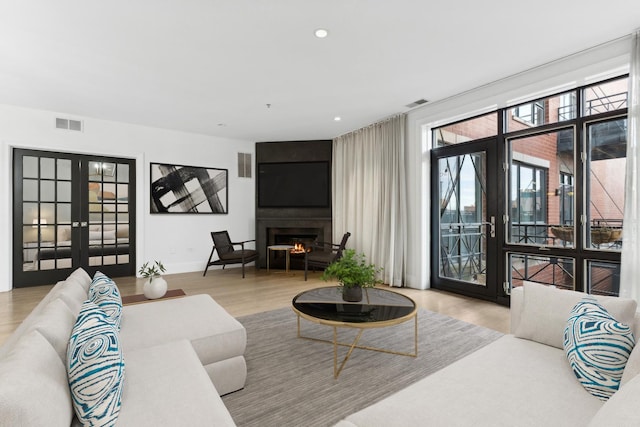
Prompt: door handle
<box><xmin>489</xmin><ymin>216</ymin><xmax>496</xmax><ymax>238</ymax></box>
<box><xmin>72</xmin><ymin>222</ymin><xmax>89</xmax><ymax>228</ymax></box>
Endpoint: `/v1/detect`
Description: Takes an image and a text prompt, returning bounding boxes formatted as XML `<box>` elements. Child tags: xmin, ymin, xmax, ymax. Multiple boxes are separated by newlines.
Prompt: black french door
<box><xmin>13</xmin><ymin>149</ymin><xmax>136</xmax><ymax>287</ymax></box>
<box><xmin>430</xmin><ymin>138</ymin><xmax>502</xmax><ymax>300</ymax></box>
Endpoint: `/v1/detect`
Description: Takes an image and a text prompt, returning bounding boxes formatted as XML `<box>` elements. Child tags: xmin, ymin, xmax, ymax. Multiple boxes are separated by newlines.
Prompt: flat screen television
<box><xmin>258</xmin><ymin>161</ymin><xmax>330</xmax><ymax>208</ymax></box>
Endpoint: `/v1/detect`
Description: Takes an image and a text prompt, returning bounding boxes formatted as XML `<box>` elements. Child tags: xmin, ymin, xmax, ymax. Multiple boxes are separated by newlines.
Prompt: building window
<box><xmin>513</xmin><ymin>101</ymin><xmax>545</xmax><ymax>125</ymax></box>
<box><xmin>433</xmin><ymin>75</ymin><xmax>627</xmax><ymax>297</ymax></box>
<box><xmin>559</xmin><ymin>93</ymin><xmax>577</xmax><ymax>121</ymax></box>
<box><xmin>583</xmin><ymin>77</ymin><xmax>628</xmax><ymax>116</ymax></box>
<box><xmin>433</xmin><ymin>111</ymin><xmax>498</xmax><ymax>147</ymax></box>
<box><xmin>510</xmin><ymin>161</ymin><xmax>547</xmax><ymax>245</ymax></box>
<box><xmin>559</xmin><ymin>172</ymin><xmax>574</xmax><ymax>225</ymax></box>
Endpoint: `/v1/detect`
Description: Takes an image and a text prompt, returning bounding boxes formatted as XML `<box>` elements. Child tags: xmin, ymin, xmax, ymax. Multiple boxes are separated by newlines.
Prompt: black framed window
<box><xmin>513</xmin><ymin>101</ymin><xmax>545</xmax><ymax>125</ymax></box>
<box><xmin>432</xmin><ymin>75</ymin><xmax>628</xmax><ymax>301</ymax></box>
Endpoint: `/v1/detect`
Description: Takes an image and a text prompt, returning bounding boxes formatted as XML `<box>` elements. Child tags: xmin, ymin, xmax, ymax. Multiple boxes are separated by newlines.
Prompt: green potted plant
<box><xmin>138</xmin><ymin>260</ymin><xmax>167</xmax><ymax>299</ymax></box>
<box><xmin>321</xmin><ymin>249</ymin><xmax>382</xmax><ymax>302</ymax></box>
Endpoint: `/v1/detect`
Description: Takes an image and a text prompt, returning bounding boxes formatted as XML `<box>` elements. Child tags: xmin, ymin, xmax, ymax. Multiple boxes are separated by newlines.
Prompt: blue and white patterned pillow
<box><xmin>89</xmin><ymin>272</ymin><xmax>122</xmax><ymax>330</ymax></box>
<box><xmin>67</xmin><ymin>300</ymin><xmax>125</xmax><ymax>427</ymax></box>
<box><xmin>563</xmin><ymin>297</ymin><xmax>635</xmax><ymax>401</ymax></box>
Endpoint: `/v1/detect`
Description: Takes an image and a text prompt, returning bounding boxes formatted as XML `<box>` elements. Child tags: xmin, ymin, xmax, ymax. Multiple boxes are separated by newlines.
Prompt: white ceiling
<box><xmin>0</xmin><ymin>1</ymin><xmax>639</xmax><ymax>142</ymax></box>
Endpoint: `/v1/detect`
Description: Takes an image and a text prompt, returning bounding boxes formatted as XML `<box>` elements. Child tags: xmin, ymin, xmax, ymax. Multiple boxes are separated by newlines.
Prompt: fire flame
<box><xmin>290</xmin><ymin>243</ymin><xmax>306</xmax><ymax>254</ymax></box>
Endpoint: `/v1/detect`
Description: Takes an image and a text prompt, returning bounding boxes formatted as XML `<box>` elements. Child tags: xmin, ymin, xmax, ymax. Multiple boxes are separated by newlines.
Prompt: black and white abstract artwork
<box><xmin>150</xmin><ymin>163</ymin><xmax>228</xmax><ymax>214</ymax></box>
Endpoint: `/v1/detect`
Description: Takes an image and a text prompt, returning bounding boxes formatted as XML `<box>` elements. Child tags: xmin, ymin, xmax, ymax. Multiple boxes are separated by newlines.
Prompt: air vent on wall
<box><xmin>55</xmin><ymin>117</ymin><xmax>83</xmax><ymax>132</ymax></box>
<box><xmin>405</xmin><ymin>98</ymin><xmax>429</xmax><ymax>108</ymax></box>
<box><xmin>238</xmin><ymin>152</ymin><xmax>252</xmax><ymax>178</ymax></box>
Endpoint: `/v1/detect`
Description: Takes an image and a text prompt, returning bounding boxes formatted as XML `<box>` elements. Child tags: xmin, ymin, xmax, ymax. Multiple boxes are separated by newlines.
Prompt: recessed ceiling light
<box><xmin>334</xmin><ymin>116</ymin><xmax>341</xmax><ymax>121</ymax></box>
<box><xmin>315</xmin><ymin>28</ymin><xmax>329</xmax><ymax>38</ymax></box>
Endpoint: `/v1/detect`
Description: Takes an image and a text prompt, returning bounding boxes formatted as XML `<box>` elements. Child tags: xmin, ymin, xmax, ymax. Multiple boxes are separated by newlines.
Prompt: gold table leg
<box><xmin>334</xmin><ymin>326</ymin><xmax>365</xmax><ymax>378</ymax></box>
<box><xmin>286</xmin><ymin>250</ymin><xmax>290</xmax><ymax>273</ymax></box>
<box><xmin>296</xmin><ymin>313</ymin><xmax>418</xmax><ymax>379</ymax></box>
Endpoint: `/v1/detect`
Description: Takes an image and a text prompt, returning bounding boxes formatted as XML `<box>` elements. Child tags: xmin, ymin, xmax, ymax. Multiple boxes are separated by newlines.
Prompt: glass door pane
<box><xmin>507</xmin><ymin>129</ymin><xmax>575</xmax><ymax>248</ymax></box>
<box><xmin>20</xmin><ymin>155</ymin><xmax>73</xmax><ymax>272</ymax></box>
<box><xmin>438</xmin><ymin>151</ymin><xmax>487</xmax><ymax>285</ymax></box>
<box><xmin>586</xmin><ymin>118</ymin><xmax>626</xmax><ymax>251</ymax></box>
<box><xmin>509</xmin><ymin>253</ymin><xmax>575</xmax><ymax>290</ymax></box>
<box><xmin>87</xmin><ymin>161</ymin><xmax>131</xmax><ymax>268</ymax></box>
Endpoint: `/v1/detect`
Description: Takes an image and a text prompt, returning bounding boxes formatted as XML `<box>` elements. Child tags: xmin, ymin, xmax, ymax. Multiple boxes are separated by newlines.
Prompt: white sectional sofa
<box><xmin>0</xmin><ymin>268</ymin><xmax>246</xmax><ymax>426</ymax></box>
<box><xmin>335</xmin><ymin>283</ymin><xmax>640</xmax><ymax>427</ymax></box>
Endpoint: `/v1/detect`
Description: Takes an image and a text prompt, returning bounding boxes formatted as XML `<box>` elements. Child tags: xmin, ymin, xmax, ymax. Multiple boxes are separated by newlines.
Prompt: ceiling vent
<box><xmin>56</xmin><ymin>118</ymin><xmax>83</xmax><ymax>132</ymax></box>
<box><xmin>405</xmin><ymin>98</ymin><xmax>429</xmax><ymax>108</ymax></box>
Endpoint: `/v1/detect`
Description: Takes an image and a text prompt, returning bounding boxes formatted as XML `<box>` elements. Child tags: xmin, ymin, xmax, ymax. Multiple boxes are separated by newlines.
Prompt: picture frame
<box><xmin>150</xmin><ymin>162</ymin><xmax>228</xmax><ymax>214</ymax></box>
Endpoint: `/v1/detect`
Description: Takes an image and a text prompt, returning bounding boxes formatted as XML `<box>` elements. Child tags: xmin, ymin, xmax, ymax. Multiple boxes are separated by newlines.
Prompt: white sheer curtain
<box><xmin>620</xmin><ymin>31</ymin><xmax>640</xmax><ymax>301</ymax></box>
<box><xmin>332</xmin><ymin>114</ymin><xmax>407</xmax><ymax>287</ymax></box>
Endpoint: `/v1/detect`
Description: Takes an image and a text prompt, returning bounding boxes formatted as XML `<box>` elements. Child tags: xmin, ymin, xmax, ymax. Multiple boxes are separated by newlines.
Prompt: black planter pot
<box><xmin>342</xmin><ymin>285</ymin><xmax>363</xmax><ymax>302</ymax></box>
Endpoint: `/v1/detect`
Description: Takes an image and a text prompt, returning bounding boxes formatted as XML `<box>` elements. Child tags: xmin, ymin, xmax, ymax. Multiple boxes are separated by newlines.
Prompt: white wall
<box><xmin>0</xmin><ymin>104</ymin><xmax>255</xmax><ymax>291</ymax></box>
<box><xmin>403</xmin><ymin>35</ymin><xmax>632</xmax><ymax>290</ymax></box>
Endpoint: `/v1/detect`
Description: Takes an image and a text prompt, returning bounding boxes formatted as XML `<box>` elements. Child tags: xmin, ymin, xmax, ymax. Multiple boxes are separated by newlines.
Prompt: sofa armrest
<box><xmin>509</xmin><ymin>286</ymin><xmax>523</xmax><ymax>334</ymax></box>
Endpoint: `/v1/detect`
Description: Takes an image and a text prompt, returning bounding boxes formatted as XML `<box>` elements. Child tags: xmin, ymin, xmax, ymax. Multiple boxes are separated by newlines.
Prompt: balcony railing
<box><xmin>510</xmin><ymin>222</ymin><xmax>622</xmax><ymax>249</ymax></box>
<box><xmin>585</xmin><ymin>91</ymin><xmax>628</xmax><ymax>115</ymax></box>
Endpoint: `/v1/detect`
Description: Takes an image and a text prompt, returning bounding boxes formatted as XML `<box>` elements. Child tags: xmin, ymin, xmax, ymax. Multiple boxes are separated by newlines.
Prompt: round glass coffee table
<box><xmin>292</xmin><ymin>286</ymin><xmax>417</xmax><ymax>378</ymax></box>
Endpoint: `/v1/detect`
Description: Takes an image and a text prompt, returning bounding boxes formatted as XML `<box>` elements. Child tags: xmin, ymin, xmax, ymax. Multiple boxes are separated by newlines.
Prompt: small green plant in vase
<box><xmin>321</xmin><ymin>249</ymin><xmax>382</xmax><ymax>302</ymax></box>
<box><xmin>138</xmin><ymin>260</ymin><xmax>166</xmax><ymax>282</ymax></box>
<box><xmin>138</xmin><ymin>260</ymin><xmax>167</xmax><ymax>299</ymax></box>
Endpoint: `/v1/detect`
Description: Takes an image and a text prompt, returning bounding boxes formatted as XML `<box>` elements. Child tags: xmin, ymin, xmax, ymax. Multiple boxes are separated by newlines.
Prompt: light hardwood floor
<box><xmin>0</xmin><ymin>267</ymin><xmax>510</xmax><ymax>345</ymax></box>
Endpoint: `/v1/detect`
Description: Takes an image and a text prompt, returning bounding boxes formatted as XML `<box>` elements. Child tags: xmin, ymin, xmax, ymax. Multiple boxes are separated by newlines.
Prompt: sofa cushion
<box><xmin>0</xmin><ymin>273</ymin><xmax>89</xmax><ymax>359</ymax></box>
<box><xmin>88</xmin><ymin>271</ymin><xmax>123</xmax><ymax>329</ymax></box>
<box><xmin>118</xmin><ymin>340</ymin><xmax>236</xmax><ymax>426</ymax></box>
<box><xmin>0</xmin><ymin>330</ymin><xmax>73</xmax><ymax>426</ymax></box>
<box><xmin>32</xmin><ymin>297</ymin><xmax>77</xmax><ymax>361</ymax></box>
<box><xmin>621</xmin><ymin>337</ymin><xmax>640</xmax><ymax>386</ymax></box>
<box><xmin>588</xmin><ymin>373</ymin><xmax>640</xmax><ymax>426</ymax></box>
<box><xmin>68</xmin><ymin>300</ymin><xmax>125</xmax><ymax>427</ymax></box>
<box><xmin>514</xmin><ymin>282</ymin><xmax>637</xmax><ymax>349</ymax></box>
<box><xmin>64</xmin><ymin>267</ymin><xmax>93</xmax><ymax>293</ymax></box>
<box><xmin>339</xmin><ymin>335</ymin><xmax>603</xmax><ymax>427</ymax></box>
<box><xmin>56</xmin><ymin>279</ymin><xmax>91</xmax><ymax>316</ymax></box>
<box><xmin>564</xmin><ymin>297</ymin><xmax>635</xmax><ymax>400</ymax></box>
<box><xmin>45</xmin><ymin>268</ymin><xmax>92</xmax><ymax>307</ymax></box>
<box><xmin>120</xmin><ymin>294</ymin><xmax>246</xmax><ymax>366</ymax></box>
<box><xmin>203</xmin><ymin>355</ymin><xmax>248</xmax><ymax>396</ymax></box>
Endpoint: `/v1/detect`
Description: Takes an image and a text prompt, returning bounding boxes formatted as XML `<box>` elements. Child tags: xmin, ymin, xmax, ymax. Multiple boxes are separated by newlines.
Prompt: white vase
<box><xmin>143</xmin><ymin>276</ymin><xmax>168</xmax><ymax>299</ymax></box>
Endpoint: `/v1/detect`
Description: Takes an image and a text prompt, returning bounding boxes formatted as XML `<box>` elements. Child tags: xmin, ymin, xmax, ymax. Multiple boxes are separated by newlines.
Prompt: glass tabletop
<box><xmin>292</xmin><ymin>287</ymin><xmax>416</xmax><ymax>324</ymax></box>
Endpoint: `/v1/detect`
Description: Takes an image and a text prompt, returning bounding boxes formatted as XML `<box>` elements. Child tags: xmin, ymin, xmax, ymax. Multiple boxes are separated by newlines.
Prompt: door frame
<box><xmin>430</xmin><ymin>137</ymin><xmax>503</xmax><ymax>301</ymax></box>
<box><xmin>12</xmin><ymin>148</ymin><xmax>137</xmax><ymax>287</ymax></box>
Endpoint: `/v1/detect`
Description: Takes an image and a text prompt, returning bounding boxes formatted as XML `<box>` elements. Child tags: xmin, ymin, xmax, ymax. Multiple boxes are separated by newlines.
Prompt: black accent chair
<box><xmin>304</xmin><ymin>232</ymin><xmax>351</xmax><ymax>281</ymax></box>
<box><xmin>203</xmin><ymin>231</ymin><xmax>259</xmax><ymax>278</ymax></box>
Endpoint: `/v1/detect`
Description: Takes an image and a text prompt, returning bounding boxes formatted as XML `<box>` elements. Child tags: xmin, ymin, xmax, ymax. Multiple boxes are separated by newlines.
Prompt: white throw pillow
<box><xmin>88</xmin><ymin>272</ymin><xmax>123</xmax><ymax>330</ymax></box>
<box><xmin>564</xmin><ymin>297</ymin><xmax>635</xmax><ymax>400</ymax></box>
<box><xmin>67</xmin><ymin>300</ymin><xmax>125</xmax><ymax>427</ymax></box>
<box><xmin>514</xmin><ymin>281</ymin><xmax>636</xmax><ymax>349</ymax></box>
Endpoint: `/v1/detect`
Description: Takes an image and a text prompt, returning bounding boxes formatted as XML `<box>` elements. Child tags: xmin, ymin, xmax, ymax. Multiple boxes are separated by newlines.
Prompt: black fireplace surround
<box><xmin>255</xmin><ymin>140</ymin><xmax>332</xmax><ymax>269</ymax></box>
